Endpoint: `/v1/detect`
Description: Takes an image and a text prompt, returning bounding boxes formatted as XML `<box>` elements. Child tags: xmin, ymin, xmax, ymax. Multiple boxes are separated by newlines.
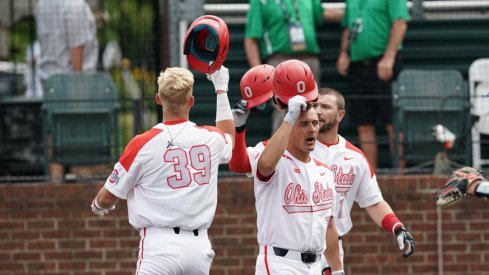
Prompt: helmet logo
<box><xmin>297</xmin><ymin>81</ymin><xmax>306</xmax><ymax>94</ymax></box>
<box><xmin>244</xmin><ymin>86</ymin><xmax>253</xmax><ymax>98</ymax></box>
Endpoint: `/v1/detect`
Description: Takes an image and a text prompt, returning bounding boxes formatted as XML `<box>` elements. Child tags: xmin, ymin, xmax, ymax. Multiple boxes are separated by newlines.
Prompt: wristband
<box><xmin>216</xmin><ymin>92</ymin><xmax>233</xmax><ymax>122</ymax></box>
<box><xmin>332</xmin><ymin>270</ymin><xmax>345</xmax><ymax>275</ymax></box>
<box><xmin>92</xmin><ymin>198</ymin><xmax>104</xmax><ymax>210</ymax></box>
<box><xmin>381</xmin><ymin>213</ymin><xmax>404</xmax><ymax>234</ymax></box>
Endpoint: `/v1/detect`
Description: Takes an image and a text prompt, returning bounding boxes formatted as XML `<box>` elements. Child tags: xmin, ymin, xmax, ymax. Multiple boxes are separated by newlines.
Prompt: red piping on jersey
<box><xmin>317</xmin><ymin>137</ymin><xmax>340</xmax><ymax>147</ymax></box>
<box><xmin>264</xmin><ymin>245</ymin><xmax>271</xmax><ymax>275</ymax></box>
<box><xmin>345</xmin><ymin>140</ymin><xmax>374</xmax><ymax>178</ymax></box>
<box><xmin>119</xmin><ymin>128</ymin><xmax>162</xmax><ymax>171</ymax></box>
<box><xmin>312</xmin><ymin>157</ymin><xmax>330</xmax><ymax>170</ymax></box>
<box><xmin>136</xmin><ymin>228</ymin><xmax>147</xmax><ymax>275</ymax></box>
<box><xmin>196</xmin><ymin>125</ymin><xmax>227</xmax><ymax>143</ymax></box>
<box><xmin>229</xmin><ymin>130</ymin><xmax>252</xmax><ymax>173</ymax></box>
<box><xmin>164</xmin><ymin>119</ymin><xmax>188</xmax><ymax>125</ymax></box>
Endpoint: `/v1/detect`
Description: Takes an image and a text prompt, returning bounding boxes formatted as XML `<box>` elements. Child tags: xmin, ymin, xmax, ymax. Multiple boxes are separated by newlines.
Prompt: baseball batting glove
<box><xmin>207</xmin><ymin>65</ymin><xmax>229</xmax><ymax>92</ymax></box>
<box><xmin>395</xmin><ymin>226</ymin><xmax>415</xmax><ymax>257</ymax></box>
<box><xmin>435</xmin><ymin>167</ymin><xmax>485</xmax><ymax>208</ymax></box>
<box><xmin>91</xmin><ymin>198</ymin><xmax>115</xmax><ymax>216</ymax></box>
<box><xmin>232</xmin><ymin>100</ymin><xmax>250</xmax><ymax>133</ymax></box>
<box><xmin>283</xmin><ymin>95</ymin><xmax>307</xmax><ymax>125</ymax></box>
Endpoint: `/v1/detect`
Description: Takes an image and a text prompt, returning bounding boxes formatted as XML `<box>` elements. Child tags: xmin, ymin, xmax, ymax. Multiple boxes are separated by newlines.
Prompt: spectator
<box><xmin>35</xmin><ymin>0</ymin><xmax>99</xmax><ymax>182</ymax></box>
<box><xmin>25</xmin><ymin>41</ymin><xmax>43</xmax><ymax>98</ymax></box>
<box><xmin>336</xmin><ymin>0</ymin><xmax>408</xmax><ymax>170</ymax></box>
<box><xmin>244</xmin><ymin>0</ymin><xmax>342</xmax><ymax>132</ymax></box>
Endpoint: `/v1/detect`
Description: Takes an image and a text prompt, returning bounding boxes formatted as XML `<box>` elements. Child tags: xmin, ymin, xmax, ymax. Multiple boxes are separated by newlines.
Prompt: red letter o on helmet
<box><xmin>239</xmin><ymin>64</ymin><xmax>275</xmax><ymax>109</ymax></box>
<box><xmin>272</xmin><ymin>59</ymin><xmax>318</xmax><ymax>110</ymax></box>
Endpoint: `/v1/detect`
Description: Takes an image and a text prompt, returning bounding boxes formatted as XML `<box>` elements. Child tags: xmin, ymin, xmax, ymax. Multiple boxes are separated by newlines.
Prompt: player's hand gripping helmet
<box><xmin>240</xmin><ymin>64</ymin><xmax>275</xmax><ymax>109</ymax></box>
<box><xmin>272</xmin><ymin>59</ymin><xmax>318</xmax><ymax>110</ymax></box>
<box><xmin>183</xmin><ymin>15</ymin><xmax>230</xmax><ymax>74</ymax></box>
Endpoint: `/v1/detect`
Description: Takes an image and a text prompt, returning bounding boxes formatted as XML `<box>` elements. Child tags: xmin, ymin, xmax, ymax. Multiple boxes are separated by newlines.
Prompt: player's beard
<box><xmin>319</xmin><ymin>120</ymin><xmax>336</xmax><ymax>133</ymax></box>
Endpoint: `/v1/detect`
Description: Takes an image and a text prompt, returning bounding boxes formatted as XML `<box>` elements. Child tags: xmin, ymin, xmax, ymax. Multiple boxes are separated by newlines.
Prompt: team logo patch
<box><xmin>108</xmin><ymin>169</ymin><xmax>120</xmax><ymax>185</ymax></box>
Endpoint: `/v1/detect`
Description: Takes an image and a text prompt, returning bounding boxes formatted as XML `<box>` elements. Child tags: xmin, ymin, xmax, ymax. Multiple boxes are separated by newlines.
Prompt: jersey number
<box><xmin>338</xmin><ymin>197</ymin><xmax>345</xmax><ymax>219</ymax></box>
<box><xmin>164</xmin><ymin>145</ymin><xmax>211</xmax><ymax>189</ymax></box>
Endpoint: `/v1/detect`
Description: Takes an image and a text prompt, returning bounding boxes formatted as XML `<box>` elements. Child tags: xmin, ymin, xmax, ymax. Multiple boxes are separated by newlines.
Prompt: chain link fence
<box><xmin>1</xmin><ymin>0</ymin><xmax>489</xmax><ymax>182</ymax></box>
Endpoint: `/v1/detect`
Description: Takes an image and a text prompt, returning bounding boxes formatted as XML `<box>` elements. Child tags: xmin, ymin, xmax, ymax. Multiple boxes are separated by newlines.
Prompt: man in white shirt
<box><xmin>90</xmin><ymin>66</ymin><xmax>235</xmax><ymax>275</ymax></box>
<box><xmin>310</xmin><ymin>88</ymin><xmax>415</xmax><ymax>273</ymax></box>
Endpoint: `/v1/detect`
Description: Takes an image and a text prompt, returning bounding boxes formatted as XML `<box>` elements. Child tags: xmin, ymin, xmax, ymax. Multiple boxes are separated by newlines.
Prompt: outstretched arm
<box><xmin>365</xmin><ymin>201</ymin><xmax>415</xmax><ymax>257</ymax></box>
<box><xmin>229</xmin><ymin>100</ymin><xmax>252</xmax><ymax>173</ymax></box>
<box><xmin>209</xmin><ymin>66</ymin><xmax>236</xmax><ymax>148</ymax></box>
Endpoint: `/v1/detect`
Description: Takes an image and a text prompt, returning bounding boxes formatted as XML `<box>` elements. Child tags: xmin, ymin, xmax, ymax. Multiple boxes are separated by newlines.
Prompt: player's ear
<box><xmin>187</xmin><ymin>95</ymin><xmax>195</xmax><ymax>108</ymax></box>
<box><xmin>155</xmin><ymin>93</ymin><xmax>162</xmax><ymax>105</ymax></box>
<box><xmin>337</xmin><ymin>109</ymin><xmax>345</xmax><ymax>123</ymax></box>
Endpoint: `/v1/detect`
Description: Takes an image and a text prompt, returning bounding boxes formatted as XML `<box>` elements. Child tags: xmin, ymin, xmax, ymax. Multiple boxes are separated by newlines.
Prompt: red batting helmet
<box><xmin>239</xmin><ymin>64</ymin><xmax>275</xmax><ymax>109</ymax></box>
<box><xmin>272</xmin><ymin>59</ymin><xmax>318</xmax><ymax>110</ymax></box>
<box><xmin>183</xmin><ymin>15</ymin><xmax>230</xmax><ymax>74</ymax></box>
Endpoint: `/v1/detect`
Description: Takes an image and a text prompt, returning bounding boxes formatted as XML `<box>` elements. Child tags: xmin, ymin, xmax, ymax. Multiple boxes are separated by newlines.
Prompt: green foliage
<box><xmin>100</xmin><ymin>0</ymin><xmax>154</xmax><ymax>66</ymax></box>
<box><xmin>9</xmin><ymin>17</ymin><xmax>36</xmax><ymax>62</ymax></box>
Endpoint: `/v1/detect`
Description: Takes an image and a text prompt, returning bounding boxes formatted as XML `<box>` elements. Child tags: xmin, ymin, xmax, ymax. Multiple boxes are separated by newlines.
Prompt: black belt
<box><xmin>173</xmin><ymin>227</ymin><xmax>199</xmax><ymax>236</ymax></box>
<box><xmin>272</xmin><ymin>247</ymin><xmax>319</xmax><ymax>264</ymax></box>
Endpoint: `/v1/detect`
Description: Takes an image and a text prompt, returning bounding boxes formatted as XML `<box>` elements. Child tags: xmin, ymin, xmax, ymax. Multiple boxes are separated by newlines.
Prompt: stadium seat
<box><xmin>469</xmin><ymin>58</ymin><xmax>489</xmax><ymax>169</ymax></box>
<box><xmin>42</xmin><ymin>72</ymin><xmax>120</xmax><ymax>176</ymax></box>
<box><xmin>392</xmin><ymin>69</ymin><xmax>471</xmax><ymax>172</ymax></box>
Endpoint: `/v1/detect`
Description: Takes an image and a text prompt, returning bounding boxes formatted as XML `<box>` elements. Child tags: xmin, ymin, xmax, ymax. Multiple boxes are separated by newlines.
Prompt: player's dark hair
<box><xmin>318</xmin><ymin>87</ymin><xmax>345</xmax><ymax>111</ymax></box>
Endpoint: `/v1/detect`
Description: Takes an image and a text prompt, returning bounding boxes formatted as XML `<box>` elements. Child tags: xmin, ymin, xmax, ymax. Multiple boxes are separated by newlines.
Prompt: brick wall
<box><xmin>1</xmin><ymin>175</ymin><xmax>488</xmax><ymax>275</ymax></box>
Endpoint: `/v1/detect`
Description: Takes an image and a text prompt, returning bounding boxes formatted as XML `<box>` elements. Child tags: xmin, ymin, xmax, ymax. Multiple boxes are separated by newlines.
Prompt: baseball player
<box><xmin>310</xmin><ymin>88</ymin><xmax>415</xmax><ymax>271</ymax></box>
<box><xmin>231</xmin><ymin>60</ymin><xmax>344</xmax><ymax>274</ymax></box>
<box><xmin>253</xmin><ymin>96</ymin><xmax>342</xmax><ymax>274</ymax></box>
<box><xmin>90</xmin><ymin>66</ymin><xmax>235</xmax><ymax>275</ymax></box>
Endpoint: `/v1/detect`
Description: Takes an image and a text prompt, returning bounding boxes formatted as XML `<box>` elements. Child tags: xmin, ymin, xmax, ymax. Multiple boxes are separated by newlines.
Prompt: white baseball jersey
<box><xmin>104</xmin><ymin>120</ymin><xmax>232</xmax><ymax>230</ymax></box>
<box><xmin>310</xmin><ymin>135</ymin><xmax>383</xmax><ymax>236</ymax></box>
<box><xmin>248</xmin><ymin>144</ymin><xmax>336</xmax><ymax>253</ymax></box>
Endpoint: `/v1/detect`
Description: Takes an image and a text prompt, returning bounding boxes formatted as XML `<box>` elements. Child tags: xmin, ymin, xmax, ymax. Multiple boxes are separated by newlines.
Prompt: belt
<box><xmin>173</xmin><ymin>227</ymin><xmax>199</xmax><ymax>236</ymax></box>
<box><xmin>261</xmin><ymin>246</ymin><xmax>321</xmax><ymax>264</ymax></box>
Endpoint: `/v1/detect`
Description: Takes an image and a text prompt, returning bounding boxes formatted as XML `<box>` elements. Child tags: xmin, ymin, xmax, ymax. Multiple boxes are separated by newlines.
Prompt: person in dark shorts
<box><xmin>336</xmin><ymin>0</ymin><xmax>409</xmax><ymax>170</ymax></box>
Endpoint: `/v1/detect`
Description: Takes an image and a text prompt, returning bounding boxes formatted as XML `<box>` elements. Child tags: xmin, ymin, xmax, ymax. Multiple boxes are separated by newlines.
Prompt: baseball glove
<box><xmin>436</xmin><ymin>167</ymin><xmax>485</xmax><ymax>208</ymax></box>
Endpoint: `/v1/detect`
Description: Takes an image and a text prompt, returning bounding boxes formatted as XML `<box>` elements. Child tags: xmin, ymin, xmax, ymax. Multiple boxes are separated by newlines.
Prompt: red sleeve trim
<box><xmin>256</xmin><ymin>169</ymin><xmax>274</xmax><ymax>183</ymax></box>
<box><xmin>119</xmin><ymin>128</ymin><xmax>162</xmax><ymax>171</ymax></box>
<box><xmin>196</xmin><ymin>125</ymin><xmax>227</xmax><ymax>143</ymax></box>
<box><xmin>345</xmin><ymin>140</ymin><xmax>374</xmax><ymax>178</ymax></box>
<box><xmin>229</xmin><ymin>130</ymin><xmax>252</xmax><ymax>173</ymax></box>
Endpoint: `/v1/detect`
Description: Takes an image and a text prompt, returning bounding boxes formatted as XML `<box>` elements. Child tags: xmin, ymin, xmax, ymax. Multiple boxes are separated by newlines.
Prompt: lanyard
<box><xmin>279</xmin><ymin>0</ymin><xmax>301</xmax><ymax>23</ymax></box>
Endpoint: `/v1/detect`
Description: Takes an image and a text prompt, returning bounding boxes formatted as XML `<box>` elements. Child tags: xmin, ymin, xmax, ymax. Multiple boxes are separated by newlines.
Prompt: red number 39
<box><xmin>164</xmin><ymin>145</ymin><xmax>211</xmax><ymax>189</ymax></box>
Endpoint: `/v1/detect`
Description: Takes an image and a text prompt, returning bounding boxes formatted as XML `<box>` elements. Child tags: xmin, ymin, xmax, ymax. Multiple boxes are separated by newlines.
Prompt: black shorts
<box><xmin>347</xmin><ymin>54</ymin><xmax>402</xmax><ymax>126</ymax></box>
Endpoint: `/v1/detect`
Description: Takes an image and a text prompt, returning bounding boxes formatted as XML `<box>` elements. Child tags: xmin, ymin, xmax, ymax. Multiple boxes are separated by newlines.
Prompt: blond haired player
<box><xmin>310</xmin><ymin>88</ymin><xmax>415</xmax><ymax>273</ymax></box>
<box><xmin>90</xmin><ymin>66</ymin><xmax>235</xmax><ymax>275</ymax></box>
